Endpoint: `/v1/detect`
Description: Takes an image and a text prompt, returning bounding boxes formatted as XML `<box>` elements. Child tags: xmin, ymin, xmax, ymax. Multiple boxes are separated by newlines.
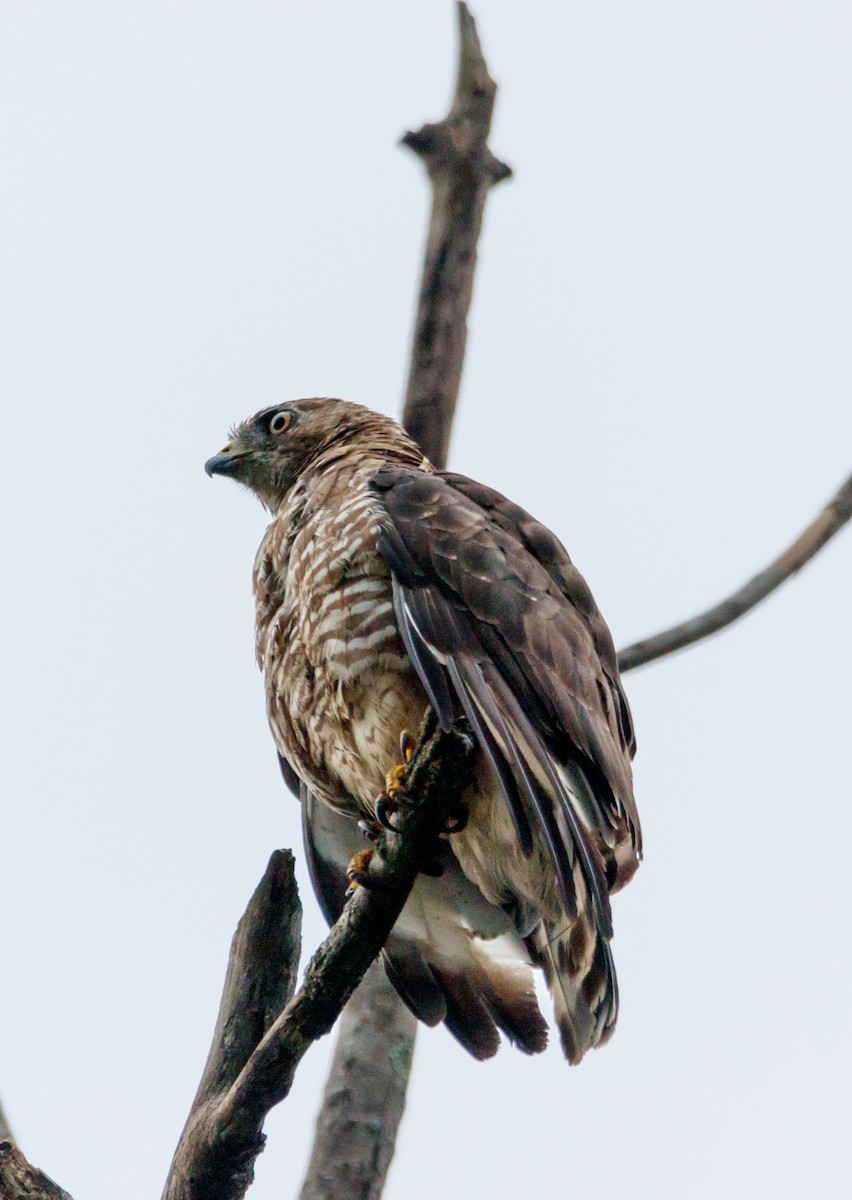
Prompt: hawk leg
<box><xmin>375</xmin><ymin>728</ymin><xmax>468</xmax><ymax>837</ymax></box>
<box><xmin>372</xmin><ymin>729</ymin><xmax>417</xmax><ymax>832</ymax></box>
<box><xmin>346</xmin><ymin>727</ymin><xmax>470</xmax><ymax>897</ymax></box>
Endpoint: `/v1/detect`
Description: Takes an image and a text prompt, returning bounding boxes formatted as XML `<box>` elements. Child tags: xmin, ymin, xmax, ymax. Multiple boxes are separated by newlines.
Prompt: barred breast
<box><xmin>254</xmin><ymin>463</ymin><xmax>428</xmax><ymax>816</ymax></box>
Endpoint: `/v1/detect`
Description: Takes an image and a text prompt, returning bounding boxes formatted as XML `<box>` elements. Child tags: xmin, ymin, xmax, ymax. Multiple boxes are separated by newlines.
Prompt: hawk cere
<box><xmin>206</xmin><ymin>398</ymin><xmax>641</xmax><ymax>1062</ymax></box>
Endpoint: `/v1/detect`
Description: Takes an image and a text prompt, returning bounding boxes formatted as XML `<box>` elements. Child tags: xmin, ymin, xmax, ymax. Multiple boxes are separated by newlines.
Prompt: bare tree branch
<box><xmin>297</xmin><ymin>962</ymin><xmax>417</xmax><ymax>1200</ymax></box>
<box><xmin>300</xmin><ymin>6</ymin><xmax>509</xmax><ymax>1198</ymax></box>
<box><xmin>618</xmin><ymin>470</ymin><xmax>852</xmax><ymax>673</ymax></box>
<box><xmin>401</xmin><ymin>0</ymin><xmax>511</xmax><ymax>469</ymax></box>
<box><xmin>163</xmin><ymin>716</ymin><xmax>475</xmax><ymax>1200</ymax></box>
<box><xmin>0</xmin><ymin>1140</ymin><xmax>73</xmax><ymax>1200</ymax></box>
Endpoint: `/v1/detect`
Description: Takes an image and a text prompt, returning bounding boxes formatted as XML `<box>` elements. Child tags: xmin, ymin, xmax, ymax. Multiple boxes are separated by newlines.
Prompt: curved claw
<box><xmin>374</xmin><ymin>794</ymin><xmax>400</xmax><ymax>832</ymax></box>
<box><xmin>357</xmin><ymin>818</ymin><xmax>382</xmax><ymax>843</ymax></box>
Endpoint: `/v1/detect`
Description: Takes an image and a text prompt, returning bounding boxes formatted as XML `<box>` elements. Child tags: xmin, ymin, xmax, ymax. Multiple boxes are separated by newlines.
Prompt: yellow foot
<box><xmin>383</xmin><ymin>729</ymin><xmax>417</xmax><ymax>797</ymax></box>
<box><xmin>381</xmin><ymin>729</ymin><xmax>420</xmax><ymax>796</ymax></box>
<box><xmin>374</xmin><ymin>729</ymin><xmax>418</xmax><ymax>830</ymax></box>
<box><xmin>346</xmin><ymin>847</ymin><xmax>374</xmax><ymax>894</ymax></box>
<box><xmin>384</xmin><ymin>762</ymin><xmax>407</xmax><ymax>797</ymax></box>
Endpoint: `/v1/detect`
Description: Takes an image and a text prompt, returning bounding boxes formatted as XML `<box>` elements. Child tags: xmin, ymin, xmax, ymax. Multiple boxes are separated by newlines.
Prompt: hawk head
<box><xmin>205</xmin><ymin>396</ymin><xmax>423</xmax><ymax>508</ymax></box>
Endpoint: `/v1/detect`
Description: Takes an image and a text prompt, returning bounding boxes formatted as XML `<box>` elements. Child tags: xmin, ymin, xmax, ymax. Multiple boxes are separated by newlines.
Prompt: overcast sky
<box><xmin>1</xmin><ymin>3</ymin><xmax>851</xmax><ymax>1198</ymax></box>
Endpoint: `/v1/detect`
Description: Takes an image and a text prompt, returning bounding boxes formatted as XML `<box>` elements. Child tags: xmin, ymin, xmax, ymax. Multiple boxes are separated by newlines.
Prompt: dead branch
<box><xmin>0</xmin><ymin>1140</ymin><xmax>73</xmax><ymax>1200</ymax></box>
<box><xmin>163</xmin><ymin>717</ymin><xmax>474</xmax><ymax>1200</ymax></box>
<box><xmin>618</xmin><ymin>470</ymin><xmax>852</xmax><ymax>673</ymax></box>
<box><xmin>297</xmin><ymin>962</ymin><xmax>417</xmax><ymax>1200</ymax></box>
<box><xmin>401</xmin><ymin>0</ymin><xmax>511</xmax><ymax>469</ymax></box>
<box><xmin>163</xmin><ymin>850</ymin><xmax>302</xmax><ymax>1200</ymax></box>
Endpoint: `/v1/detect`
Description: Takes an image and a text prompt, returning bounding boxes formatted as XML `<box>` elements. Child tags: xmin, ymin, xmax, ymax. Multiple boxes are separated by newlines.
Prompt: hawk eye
<box><xmin>269</xmin><ymin>411</ymin><xmax>292</xmax><ymax>435</ymax></box>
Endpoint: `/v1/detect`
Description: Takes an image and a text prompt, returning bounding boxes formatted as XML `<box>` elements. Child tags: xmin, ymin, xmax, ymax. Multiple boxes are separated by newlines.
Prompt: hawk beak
<box><xmin>205</xmin><ymin>450</ymin><xmax>247</xmax><ymax>479</ymax></box>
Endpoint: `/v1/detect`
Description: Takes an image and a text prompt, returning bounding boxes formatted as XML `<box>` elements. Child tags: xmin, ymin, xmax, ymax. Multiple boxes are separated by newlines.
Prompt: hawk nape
<box><xmin>206</xmin><ymin>397</ymin><xmax>641</xmax><ymax>1062</ymax></box>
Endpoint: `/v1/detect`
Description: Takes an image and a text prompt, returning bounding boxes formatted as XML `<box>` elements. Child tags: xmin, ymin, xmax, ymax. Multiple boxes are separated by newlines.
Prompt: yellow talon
<box><xmin>373</xmin><ymin>731</ymin><xmax>417</xmax><ymax>829</ymax></box>
<box><xmin>382</xmin><ymin>730</ymin><xmax>416</xmax><ymax>797</ymax></box>
<box><xmin>399</xmin><ymin>730</ymin><xmax>416</xmax><ymax>762</ymax></box>
<box><xmin>346</xmin><ymin>847</ymin><xmax>374</xmax><ymax>893</ymax></box>
<box><xmin>384</xmin><ymin>762</ymin><xmax>408</xmax><ymax>797</ymax></box>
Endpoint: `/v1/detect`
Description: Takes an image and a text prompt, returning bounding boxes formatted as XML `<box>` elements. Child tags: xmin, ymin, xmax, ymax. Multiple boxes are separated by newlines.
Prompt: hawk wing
<box><xmin>442</xmin><ymin>472</ymin><xmax>636</xmax><ymax>761</ymax></box>
<box><xmin>371</xmin><ymin>467</ymin><xmax>641</xmax><ymax>1033</ymax></box>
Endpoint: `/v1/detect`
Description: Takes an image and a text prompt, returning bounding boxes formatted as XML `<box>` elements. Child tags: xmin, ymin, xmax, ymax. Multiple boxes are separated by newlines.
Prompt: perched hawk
<box><xmin>206</xmin><ymin>398</ymin><xmax>641</xmax><ymax>1062</ymax></box>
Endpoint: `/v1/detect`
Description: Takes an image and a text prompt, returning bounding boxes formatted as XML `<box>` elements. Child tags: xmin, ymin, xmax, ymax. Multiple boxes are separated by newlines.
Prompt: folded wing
<box><xmin>371</xmin><ymin>467</ymin><xmax>642</xmax><ymax>1059</ymax></box>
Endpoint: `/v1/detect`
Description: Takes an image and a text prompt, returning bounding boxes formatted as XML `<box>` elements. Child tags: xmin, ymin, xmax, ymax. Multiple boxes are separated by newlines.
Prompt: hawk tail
<box><xmin>383</xmin><ymin>930</ymin><xmax>549</xmax><ymax>1061</ymax></box>
<box><xmin>527</xmin><ymin>914</ymin><xmax>618</xmax><ymax>1065</ymax></box>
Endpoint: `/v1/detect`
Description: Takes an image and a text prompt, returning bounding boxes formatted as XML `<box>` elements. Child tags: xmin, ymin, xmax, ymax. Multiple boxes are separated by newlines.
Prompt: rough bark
<box><xmin>162</xmin><ymin>850</ymin><xmax>303</xmax><ymax>1200</ymax></box>
<box><xmin>401</xmin><ymin>0</ymin><xmax>511</xmax><ymax>470</ymax></box>
<box><xmin>0</xmin><ymin>1140</ymin><xmax>73</xmax><ymax>1200</ymax></box>
<box><xmin>162</xmin><ymin>716</ymin><xmax>475</xmax><ymax>1200</ymax></box>
<box><xmin>618</xmin><ymin>470</ymin><xmax>852</xmax><ymax>672</ymax></box>
<box><xmin>297</xmin><ymin>964</ymin><xmax>416</xmax><ymax>1200</ymax></box>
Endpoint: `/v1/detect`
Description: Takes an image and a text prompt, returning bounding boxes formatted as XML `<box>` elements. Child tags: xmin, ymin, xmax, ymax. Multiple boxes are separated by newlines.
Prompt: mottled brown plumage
<box><xmin>206</xmin><ymin>397</ymin><xmax>641</xmax><ymax>1061</ymax></box>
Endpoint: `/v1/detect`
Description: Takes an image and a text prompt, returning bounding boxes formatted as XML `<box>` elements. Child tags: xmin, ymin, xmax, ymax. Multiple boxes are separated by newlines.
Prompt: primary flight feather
<box><xmin>206</xmin><ymin>397</ymin><xmax>641</xmax><ymax>1061</ymax></box>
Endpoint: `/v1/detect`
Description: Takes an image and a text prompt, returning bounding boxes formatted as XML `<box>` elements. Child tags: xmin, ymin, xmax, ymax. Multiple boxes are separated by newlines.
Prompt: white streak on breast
<box><xmin>339</xmin><ymin>577</ymin><xmax>386</xmax><ymax>598</ymax></box>
<box><xmin>323</xmin><ymin>624</ymin><xmax>399</xmax><ymax>656</ymax></box>
<box><xmin>348</xmin><ymin>597</ymin><xmax>393</xmax><ymax>619</ymax></box>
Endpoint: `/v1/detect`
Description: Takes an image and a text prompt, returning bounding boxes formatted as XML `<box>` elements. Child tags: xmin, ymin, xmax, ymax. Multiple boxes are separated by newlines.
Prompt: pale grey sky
<box><xmin>1</xmin><ymin>4</ymin><xmax>850</xmax><ymax>1198</ymax></box>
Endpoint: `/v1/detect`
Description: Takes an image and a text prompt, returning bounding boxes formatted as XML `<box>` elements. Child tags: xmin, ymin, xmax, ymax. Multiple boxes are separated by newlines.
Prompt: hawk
<box><xmin>206</xmin><ymin>397</ymin><xmax>641</xmax><ymax>1062</ymax></box>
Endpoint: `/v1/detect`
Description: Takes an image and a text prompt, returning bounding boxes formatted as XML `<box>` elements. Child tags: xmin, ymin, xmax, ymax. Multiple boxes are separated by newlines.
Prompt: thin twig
<box><xmin>300</xmin><ymin>6</ymin><xmax>509</xmax><ymax>1198</ymax></box>
<box><xmin>163</xmin><ymin>718</ymin><xmax>475</xmax><ymax>1200</ymax></box>
<box><xmin>618</xmin><ymin>471</ymin><xmax>852</xmax><ymax>673</ymax></box>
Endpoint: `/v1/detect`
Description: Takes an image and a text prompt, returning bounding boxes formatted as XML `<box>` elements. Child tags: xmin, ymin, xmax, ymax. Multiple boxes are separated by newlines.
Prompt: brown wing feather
<box><xmin>372</xmin><ymin>467</ymin><xmax>641</xmax><ymax>937</ymax></box>
<box><xmin>443</xmin><ymin>471</ymin><xmax>638</xmax><ymax>765</ymax></box>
